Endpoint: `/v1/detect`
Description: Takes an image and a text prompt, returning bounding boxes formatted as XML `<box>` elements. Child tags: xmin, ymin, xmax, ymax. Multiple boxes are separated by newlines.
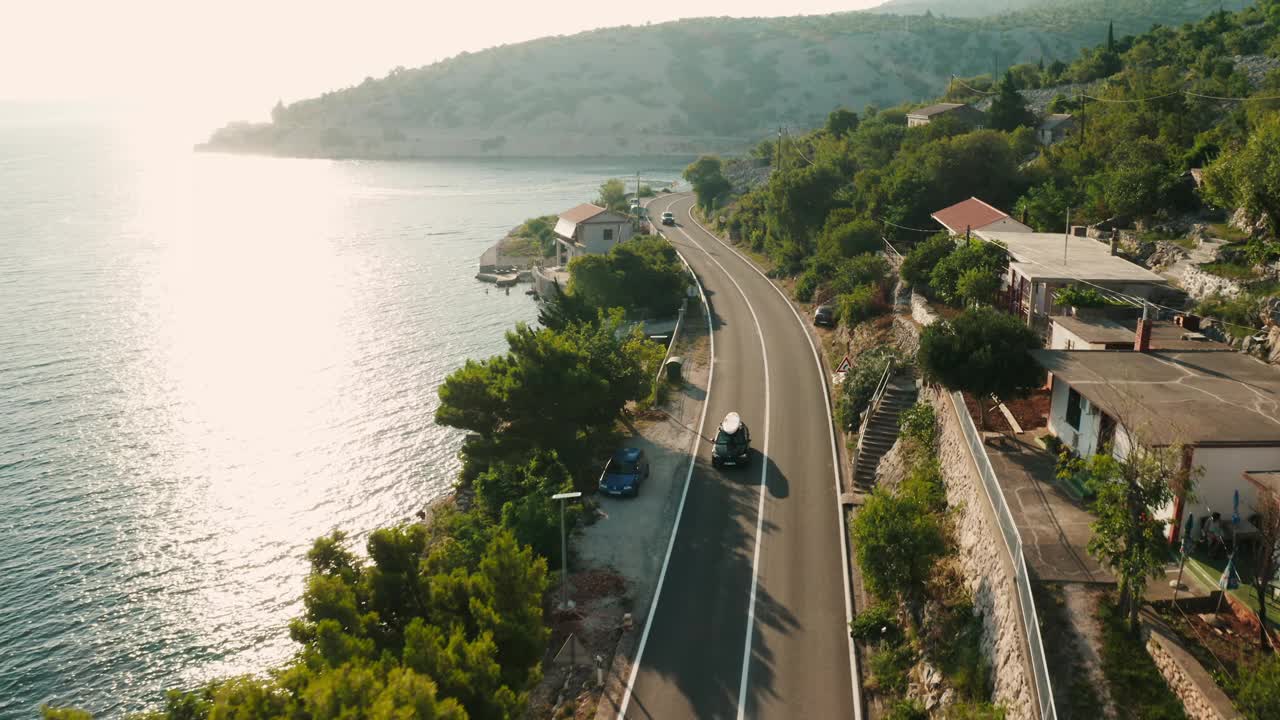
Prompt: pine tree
<box><xmin>1106</xmin><ymin>20</ymin><xmax>1115</xmax><ymax>52</ymax></box>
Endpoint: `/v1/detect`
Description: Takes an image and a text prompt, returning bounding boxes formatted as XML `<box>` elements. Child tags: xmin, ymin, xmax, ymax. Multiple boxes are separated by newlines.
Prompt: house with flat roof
<box><xmin>1032</xmin><ymin>345</ymin><xmax>1280</xmax><ymax>542</ymax></box>
<box><xmin>553</xmin><ymin>203</ymin><xmax>634</xmax><ymax>266</ymax></box>
<box><xmin>976</xmin><ymin>230</ymin><xmax>1168</xmax><ymax>329</ymax></box>
<box><xmin>1049</xmin><ymin>314</ymin><xmax>1226</xmax><ymax>351</ymax></box>
<box><xmin>906</xmin><ymin>103</ymin><xmax>985</xmax><ymax>128</ymax></box>
<box><xmin>1036</xmin><ymin>114</ymin><xmax>1075</xmax><ymax>146</ymax></box>
<box><xmin>931</xmin><ymin>197</ymin><xmax>1032</xmax><ymax>236</ymax></box>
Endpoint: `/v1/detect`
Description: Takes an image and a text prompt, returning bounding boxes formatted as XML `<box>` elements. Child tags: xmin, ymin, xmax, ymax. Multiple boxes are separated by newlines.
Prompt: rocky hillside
<box><xmin>201</xmin><ymin>0</ymin><xmax>1238</xmax><ymax>159</ymax></box>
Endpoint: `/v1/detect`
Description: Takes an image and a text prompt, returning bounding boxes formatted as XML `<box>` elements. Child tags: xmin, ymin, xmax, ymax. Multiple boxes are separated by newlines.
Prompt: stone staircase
<box><xmin>852</xmin><ymin>374</ymin><xmax>918</xmax><ymax>492</ymax></box>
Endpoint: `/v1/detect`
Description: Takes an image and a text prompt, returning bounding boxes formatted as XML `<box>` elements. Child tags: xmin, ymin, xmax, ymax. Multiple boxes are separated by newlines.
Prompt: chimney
<box><xmin>1134</xmin><ymin>303</ymin><xmax>1153</xmax><ymax>352</ymax></box>
<box><xmin>1109</xmin><ymin>230</ymin><xmax>1119</xmax><ymax>256</ymax></box>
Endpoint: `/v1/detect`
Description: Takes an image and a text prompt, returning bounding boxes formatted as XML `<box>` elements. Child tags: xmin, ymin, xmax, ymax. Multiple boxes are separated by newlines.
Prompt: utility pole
<box><xmin>1063</xmin><ymin>208</ymin><xmax>1071</xmax><ymax>266</ymax></box>
<box><xmin>636</xmin><ymin>170</ymin><xmax>641</xmax><ymax>201</ymax></box>
<box><xmin>552</xmin><ymin>491</ymin><xmax>582</xmax><ymax>610</ymax></box>
<box><xmin>776</xmin><ymin>126</ymin><xmax>783</xmax><ymax>169</ymax></box>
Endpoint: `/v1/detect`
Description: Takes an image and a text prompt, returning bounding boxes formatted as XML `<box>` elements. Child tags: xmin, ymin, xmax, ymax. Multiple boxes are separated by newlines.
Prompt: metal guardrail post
<box><xmin>948</xmin><ymin>391</ymin><xmax>1057</xmax><ymax>720</ymax></box>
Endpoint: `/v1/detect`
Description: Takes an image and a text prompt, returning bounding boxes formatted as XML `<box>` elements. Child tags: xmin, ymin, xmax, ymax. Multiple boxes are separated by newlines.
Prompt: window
<box><xmin>603</xmin><ymin>228</ymin><xmax>614</xmax><ymax>242</ymax></box>
<box><xmin>1066</xmin><ymin>387</ymin><xmax>1082</xmax><ymax>430</ymax></box>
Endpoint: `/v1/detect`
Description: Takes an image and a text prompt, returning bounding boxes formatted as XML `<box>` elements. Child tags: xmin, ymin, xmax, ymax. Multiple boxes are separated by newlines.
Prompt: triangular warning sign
<box><xmin>835</xmin><ymin>355</ymin><xmax>853</xmax><ymax>374</ymax></box>
<box><xmin>552</xmin><ymin>633</ymin><xmax>591</xmax><ymax>667</ymax></box>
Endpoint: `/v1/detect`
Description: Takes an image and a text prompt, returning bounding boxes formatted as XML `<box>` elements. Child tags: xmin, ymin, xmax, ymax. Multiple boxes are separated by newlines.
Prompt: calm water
<box><xmin>0</xmin><ymin>116</ymin><xmax>684</xmax><ymax>717</ymax></box>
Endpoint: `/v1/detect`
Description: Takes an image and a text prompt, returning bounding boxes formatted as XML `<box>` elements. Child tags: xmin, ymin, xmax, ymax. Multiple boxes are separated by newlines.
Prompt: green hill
<box><xmin>201</xmin><ymin>0</ymin><xmax>1244</xmax><ymax>159</ymax></box>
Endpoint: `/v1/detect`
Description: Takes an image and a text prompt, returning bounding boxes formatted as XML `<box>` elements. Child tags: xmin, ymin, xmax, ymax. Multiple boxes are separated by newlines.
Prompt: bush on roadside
<box><xmin>898</xmin><ymin>403</ymin><xmax>937</xmax><ymax>447</ymax></box>
<box><xmin>850</xmin><ymin>602</ymin><xmax>903</xmax><ymax>644</ymax></box>
<box><xmin>838</xmin><ymin>284</ymin><xmax>884</xmax><ymax>328</ymax></box>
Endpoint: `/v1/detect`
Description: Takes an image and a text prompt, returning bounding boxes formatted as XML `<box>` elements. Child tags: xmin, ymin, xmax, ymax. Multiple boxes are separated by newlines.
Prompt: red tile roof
<box><xmin>559</xmin><ymin>203</ymin><xmax>608</xmax><ymax>224</ymax></box>
<box><xmin>908</xmin><ymin>102</ymin><xmax>966</xmax><ymax>118</ymax></box>
<box><xmin>931</xmin><ymin>197</ymin><xmax>1010</xmax><ymax>234</ymax></box>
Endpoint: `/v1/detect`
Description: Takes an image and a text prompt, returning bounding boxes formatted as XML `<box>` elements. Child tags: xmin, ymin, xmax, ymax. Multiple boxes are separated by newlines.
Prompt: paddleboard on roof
<box><xmin>721</xmin><ymin>412</ymin><xmax>742</xmax><ymax>434</ymax></box>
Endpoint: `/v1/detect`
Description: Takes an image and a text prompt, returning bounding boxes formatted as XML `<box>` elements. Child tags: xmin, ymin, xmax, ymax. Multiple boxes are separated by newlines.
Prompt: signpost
<box><xmin>835</xmin><ymin>355</ymin><xmax>853</xmax><ymax>374</ymax></box>
<box><xmin>553</xmin><ymin>491</ymin><xmax>582</xmax><ymax>610</ymax></box>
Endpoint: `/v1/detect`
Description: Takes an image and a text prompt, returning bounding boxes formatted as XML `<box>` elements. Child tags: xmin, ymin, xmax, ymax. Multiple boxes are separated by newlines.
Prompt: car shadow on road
<box><xmin>618</xmin><ymin>451</ymin><xmax>790</xmax><ymax>719</ymax></box>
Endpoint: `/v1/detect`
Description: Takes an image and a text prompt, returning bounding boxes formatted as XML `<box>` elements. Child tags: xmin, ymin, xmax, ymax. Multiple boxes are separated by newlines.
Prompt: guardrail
<box><xmin>852</xmin><ymin>358</ymin><xmax>895</xmax><ymax>471</ymax></box>
<box><xmin>948</xmin><ymin>391</ymin><xmax>1057</xmax><ymax>720</ymax></box>
<box><xmin>882</xmin><ymin>236</ymin><xmax>904</xmax><ymax>260</ymax></box>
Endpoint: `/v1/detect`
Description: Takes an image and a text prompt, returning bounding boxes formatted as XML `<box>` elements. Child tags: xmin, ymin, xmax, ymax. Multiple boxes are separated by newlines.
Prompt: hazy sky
<box><xmin>5</xmin><ymin>1</ymin><xmax>882</xmax><ymax>131</ymax></box>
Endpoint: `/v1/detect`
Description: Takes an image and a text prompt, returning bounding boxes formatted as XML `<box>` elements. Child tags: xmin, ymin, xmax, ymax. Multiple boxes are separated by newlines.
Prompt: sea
<box><xmin>0</xmin><ymin>109</ymin><xmax>687</xmax><ymax>717</ymax></box>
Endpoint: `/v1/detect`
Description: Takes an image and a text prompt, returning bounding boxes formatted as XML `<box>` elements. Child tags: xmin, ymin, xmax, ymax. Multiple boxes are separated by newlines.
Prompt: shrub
<box><xmin>898</xmin><ymin>403</ymin><xmax>937</xmax><ymax>447</ymax></box>
<box><xmin>1196</xmin><ymin>293</ymin><xmax>1262</xmax><ymax>331</ymax></box>
<box><xmin>929</xmin><ymin>239</ymin><xmax>1008</xmax><ymax>306</ymax></box>
<box><xmin>838</xmin><ymin>284</ymin><xmax>884</xmax><ymax>327</ymax></box>
<box><xmin>885</xmin><ymin>699</ymin><xmax>928</xmax><ymax>720</ymax></box>
<box><xmin>850</xmin><ymin>602</ymin><xmax>902</xmax><ymax>643</ymax></box>
<box><xmin>1055</xmin><ymin>284</ymin><xmax>1127</xmax><ymax>308</ymax></box>
<box><xmin>901</xmin><ymin>233</ymin><xmax>954</xmax><ymax>287</ymax></box>
<box><xmin>955</xmin><ymin>267</ymin><xmax>1001</xmax><ymax>306</ymax></box>
<box><xmin>834</xmin><ymin>351</ymin><xmax>894</xmax><ymax>431</ymax></box>
<box><xmin>794</xmin><ymin>270</ymin><xmax>819</xmax><ymax>302</ymax></box>
<box><xmin>1234</xmin><ymin>653</ymin><xmax>1280</xmax><ymax>719</ymax></box>
<box><xmin>830</xmin><ymin>254</ymin><xmax>891</xmax><ymax>295</ymax></box>
<box><xmin>868</xmin><ymin>642</ymin><xmax>916</xmax><ymax>695</ymax></box>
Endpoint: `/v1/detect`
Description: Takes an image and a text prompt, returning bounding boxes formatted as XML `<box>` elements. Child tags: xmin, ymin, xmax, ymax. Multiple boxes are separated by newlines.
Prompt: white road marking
<box><xmin>616</xmin><ymin>195</ymin><xmax>717</xmax><ymax>719</ymax></box>
<box><xmin>664</xmin><ymin>207</ymin><xmax>772</xmax><ymax>720</ymax></box>
<box><xmin>683</xmin><ymin>202</ymin><xmax>864</xmax><ymax>720</ymax></box>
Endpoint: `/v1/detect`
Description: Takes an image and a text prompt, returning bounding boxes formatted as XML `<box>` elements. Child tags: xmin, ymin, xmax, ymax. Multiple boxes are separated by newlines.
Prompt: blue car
<box><xmin>599</xmin><ymin>448</ymin><xmax>650</xmax><ymax>497</ymax></box>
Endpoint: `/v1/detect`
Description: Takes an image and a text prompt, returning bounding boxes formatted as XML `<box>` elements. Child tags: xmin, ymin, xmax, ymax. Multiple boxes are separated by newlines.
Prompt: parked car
<box><xmin>599</xmin><ymin>447</ymin><xmax>650</xmax><ymax>497</ymax></box>
<box><xmin>661</xmin><ymin>211</ymin><xmax>676</xmax><ymax>226</ymax></box>
<box><xmin>712</xmin><ymin>412</ymin><xmax>751</xmax><ymax>468</ymax></box>
<box><xmin>814</xmin><ymin>305</ymin><xmax>835</xmax><ymax>327</ymax></box>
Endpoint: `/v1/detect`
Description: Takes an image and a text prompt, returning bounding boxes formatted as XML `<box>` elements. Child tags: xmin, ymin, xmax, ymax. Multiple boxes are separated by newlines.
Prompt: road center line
<box><xmin>616</xmin><ymin>195</ymin><xmax>717</xmax><ymax>720</ymax></box>
<box><xmin>667</xmin><ymin>207</ymin><xmax>772</xmax><ymax>720</ymax></box>
<box><xmin>684</xmin><ymin>202</ymin><xmax>863</xmax><ymax>720</ymax></box>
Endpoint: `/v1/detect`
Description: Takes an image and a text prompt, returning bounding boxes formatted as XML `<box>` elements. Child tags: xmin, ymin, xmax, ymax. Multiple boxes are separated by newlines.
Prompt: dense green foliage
<box><xmin>1055</xmin><ymin>284</ymin><xmax>1130</xmax><ymax>308</ymax></box>
<box><xmin>204</xmin><ymin>1</ymin><xmax>1237</xmax><ymax>157</ymax></box>
<box><xmin>1234</xmin><ymin>654</ymin><xmax>1280</xmax><ymax>719</ymax></box>
<box><xmin>849</xmin><ymin>399</ymin><xmax>1004</xmax><ymax>716</ymax></box>
<box><xmin>509</xmin><ymin>215</ymin><xmax>558</xmax><ymax>257</ymax></box>
<box><xmin>567</xmin><ymin>235</ymin><xmax>687</xmax><ymax>317</ymax></box>
<box><xmin>54</xmin><ymin>522</ymin><xmax>551</xmax><ymax>719</ymax></box>
<box><xmin>1070</xmin><ymin>445</ymin><xmax>1195</xmax><ymax>630</ymax></box>
<box><xmin>597</xmin><ymin>179</ymin><xmax>629</xmax><ymax>214</ymax></box>
<box><xmin>837</xmin><ymin>284</ymin><xmax>884</xmax><ymax>328</ymax></box>
<box><xmin>718</xmin><ymin>1</ymin><xmax>1280</xmax><ymax>289</ymax></box>
<box><xmin>436</xmin><ymin>310</ymin><xmax>664</xmax><ymax>485</ymax></box>
<box><xmin>834</xmin><ymin>350</ymin><xmax>896</xmax><ymax>431</ymax></box>
<box><xmin>683</xmin><ymin>156</ymin><xmax>732</xmax><ymax>212</ymax></box>
<box><xmin>927</xmin><ymin>239</ymin><xmax>1009</xmax><ymax>306</ymax></box>
<box><xmin>918</xmin><ymin>308</ymin><xmax>1045</xmax><ymax>428</ymax></box>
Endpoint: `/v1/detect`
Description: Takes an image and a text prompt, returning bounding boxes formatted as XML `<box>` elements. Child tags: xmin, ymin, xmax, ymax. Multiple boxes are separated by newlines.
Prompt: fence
<box><xmin>948</xmin><ymin>391</ymin><xmax>1058</xmax><ymax>720</ymax></box>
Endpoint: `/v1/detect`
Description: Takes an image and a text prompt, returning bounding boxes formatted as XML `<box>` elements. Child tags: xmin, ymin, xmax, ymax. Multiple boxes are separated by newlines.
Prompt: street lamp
<box><xmin>552</xmin><ymin>491</ymin><xmax>582</xmax><ymax>610</ymax></box>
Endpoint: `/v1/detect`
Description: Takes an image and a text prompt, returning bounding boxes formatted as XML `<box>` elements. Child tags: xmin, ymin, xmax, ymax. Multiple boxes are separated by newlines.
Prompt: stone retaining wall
<box><xmin>1180</xmin><ymin>264</ymin><xmax>1244</xmax><ymax>301</ymax></box>
<box><xmin>929</xmin><ymin>387</ymin><xmax>1036</xmax><ymax>719</ymax></box>
<box><xmin>911</xmin><ymin>290</ymin><xmax>941</xmax><ymax>327</ymax></box>
<box><xmin>1144</xmin><ymin>623</ymin><xmax>1243</xmax><ymax>720</ymax></box>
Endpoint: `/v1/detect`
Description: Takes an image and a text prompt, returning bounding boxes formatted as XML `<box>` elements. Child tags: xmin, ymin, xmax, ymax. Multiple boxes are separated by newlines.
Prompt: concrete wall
<box><xmin>929</xmin><ymin>387</ymin><xmax>1037</xmax><ymax>719</ymax></box>
<box><xmin>1145</xmin><ymin>625</ymin><xmax>1243</xmax><ymax>720</ymax></box>
<box><xmin>1189</xmin><ymin>446</ymin><xmax>1280</xmax><ymax>529</ymax></box>
<box><xmin>579</xmin><ymin>220</ymin><xmax>634</xmax><ymax>255</ymax></box>
<box><xmin>1047</xmin><ymin>375</ymin><xmax>1106</xmax><ymax>458</ymax></box>
<box><xmin>1049</xmin><ymin>323</ymin><xmax>1106</xmax><ymax>350</ymax></box>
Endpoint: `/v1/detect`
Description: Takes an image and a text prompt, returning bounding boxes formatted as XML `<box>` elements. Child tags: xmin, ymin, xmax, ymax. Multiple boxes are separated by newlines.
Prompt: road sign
<box><xmin>835</xmin><ymin>355</ymin><xmax>853</xmax><ymax>374</ymax></box>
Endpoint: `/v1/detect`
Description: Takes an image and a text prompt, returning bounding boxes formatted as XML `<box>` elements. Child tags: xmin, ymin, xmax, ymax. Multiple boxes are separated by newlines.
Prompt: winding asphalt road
<box><xmin>617</xmin><ymin>193</ymin><xmax>858</xmax><ymax>719</ymax></box>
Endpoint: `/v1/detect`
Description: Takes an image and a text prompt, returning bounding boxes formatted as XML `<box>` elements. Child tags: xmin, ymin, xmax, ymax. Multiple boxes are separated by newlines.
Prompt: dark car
<box><xmin>712</xmin><ymin>412</ymin><xmax>751</xmax><ymax>468</ymax></box>
<box><xmin>814</xmin><ymin>305</ymin><xmax>835</xmax><ymax>327</ymax></box>
<box><xmin>661</xmin><ymin>211</ymin><xmax>676</xmax><ymax>226</ymax></box>
<box><xmin>599</xmin><ymin>447</ymin><xmax>650</xmax><ymax>497</ymax></box>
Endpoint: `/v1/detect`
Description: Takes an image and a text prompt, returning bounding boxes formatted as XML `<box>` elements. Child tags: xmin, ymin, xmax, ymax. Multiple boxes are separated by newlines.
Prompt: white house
<box><xmin>931</xmin><ymin>197</ymin><xmax>1033</xmax><ymax>236</ymax></box>
<box><xmin>976</xmin><ymin>230</ymin><xmax>1168</xmax><ymax>330</ymax></box>
<box><xmin>553</xmin><ymin>203</ymin><xmax>634</xmax><ymax>266</ymax></box>
<box><xmin>1032</xmin><ymin>344</ymin><xmax>1280</xmax><ymax>543</ymax></box>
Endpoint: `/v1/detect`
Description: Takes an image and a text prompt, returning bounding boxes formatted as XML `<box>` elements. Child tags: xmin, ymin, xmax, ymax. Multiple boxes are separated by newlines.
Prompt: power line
<box><xmin>878</xmin><ymin>217</ymin><xmax>942</xmax><ymax>233</ymax></box>
<box><xmin>950</xmin><ymin>75</ymin><xmax>998</xmax><ymax>96</ymax></box>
